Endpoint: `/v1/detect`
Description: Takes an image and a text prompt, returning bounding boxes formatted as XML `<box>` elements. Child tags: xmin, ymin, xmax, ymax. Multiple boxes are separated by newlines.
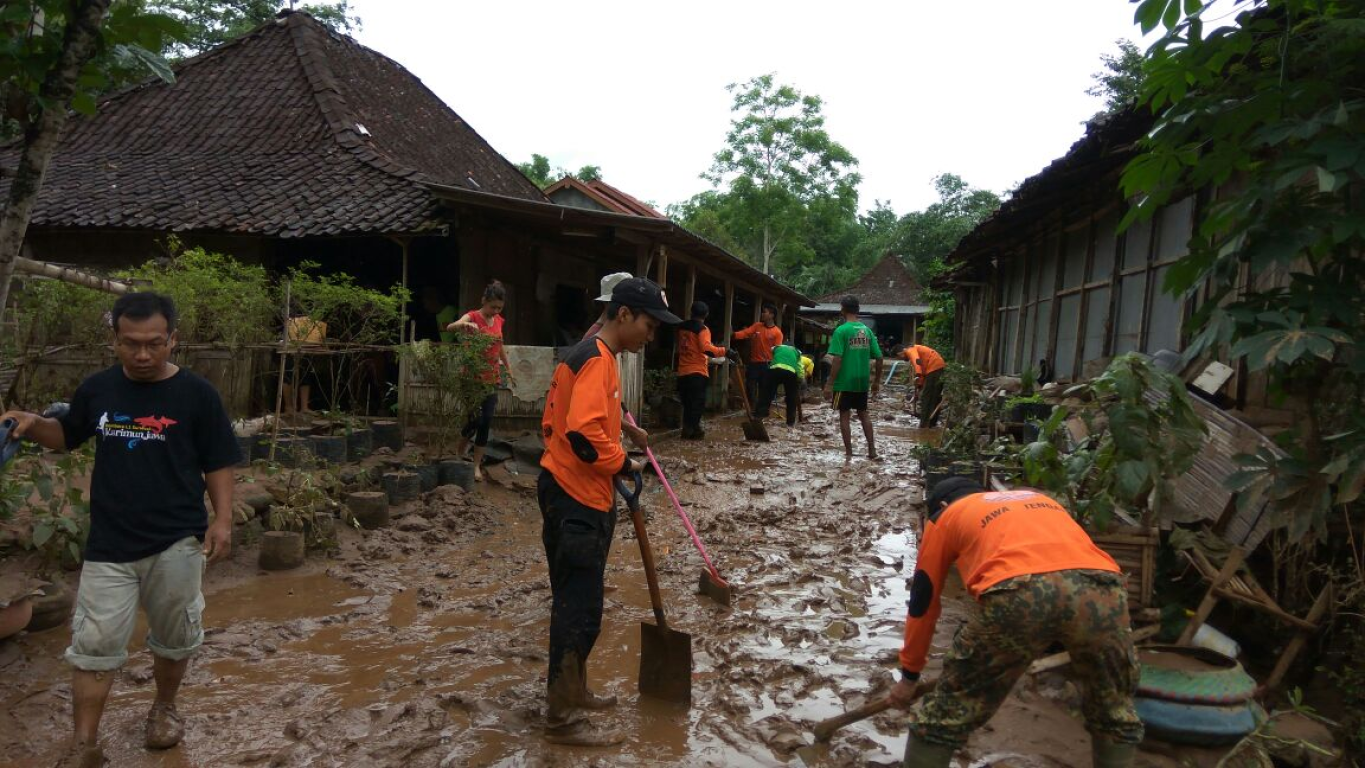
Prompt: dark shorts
<box><xmin>833</xmin><ymin>390</ymin><xmax>868</xmax><ymax>412</ymax></box>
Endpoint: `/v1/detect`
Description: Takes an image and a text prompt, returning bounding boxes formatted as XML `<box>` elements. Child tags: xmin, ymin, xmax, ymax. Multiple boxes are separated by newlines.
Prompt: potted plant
<box><xmin>398</xmin><ymin>335</ymin><xmax>495</xmax><ymax>464</ymax></box>
<box><xmin>259</xmin><ymin>467</ymin><xmax>343</xmax><ymax>569</ymax></box>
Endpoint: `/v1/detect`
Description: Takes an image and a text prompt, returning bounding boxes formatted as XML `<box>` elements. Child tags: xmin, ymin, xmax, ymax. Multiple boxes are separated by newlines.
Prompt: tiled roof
<box><xmin>815</xmin><ymin>253</ymin><xmax>924</xmax><ymax>306</ymax></box>
<box><xmin>0</xmin><ymin>11</ymin><xmax>544</xmax><ymax>237</ymax></box>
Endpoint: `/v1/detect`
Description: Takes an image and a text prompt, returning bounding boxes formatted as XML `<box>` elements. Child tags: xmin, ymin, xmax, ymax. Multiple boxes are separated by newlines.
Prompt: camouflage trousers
<box><xmin>908</xmin><ymin>569</ymin><xmax>1144</xmax><ymax>748</ymax></box>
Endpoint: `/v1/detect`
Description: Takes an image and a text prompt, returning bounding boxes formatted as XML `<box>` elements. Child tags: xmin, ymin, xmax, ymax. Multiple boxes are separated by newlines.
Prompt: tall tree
<box><xmin>150</xmin><ymin>0</ymin><xmax>360</xmax><ymax>57</ymax></box>
<box><xmin>1085</xmin><ymin>39</ymin><xmax>1145</xmax><ymax>118</ymax></box>
<box><xmin>0</xmin><ymin>0</ymin><xmax>181</xmax><ymax>313</ymax></box>
<box><xmin>893</xmin><ymin>174</ymin><xmax>1001</xmax><ymax>281</ymax></box>
<box><xmin>702</xmin><ymin>73</ymin><xmax>861</xmax><ymax>275</ymax></box>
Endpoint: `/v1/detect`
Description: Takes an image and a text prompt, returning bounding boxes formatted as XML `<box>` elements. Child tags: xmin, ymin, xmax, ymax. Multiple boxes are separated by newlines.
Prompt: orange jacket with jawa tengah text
<box><xmin>677</xmin><ymin>320</ymin><xmax>726</xmax><ymax>378</ymax></box>
<box><xmin>899</xmin><ymin>490</ymin><xmax>1120</xmax><ymax>675</ymax></box>
<box><xmin>732</xmin><ymin>322</ymin><xmax>783</xmax><ymax>364</ymax></box>
<box><xmin>540</xmin><ymin>337</ymin><xmax>630</xmax><ymax>511</ymax></box>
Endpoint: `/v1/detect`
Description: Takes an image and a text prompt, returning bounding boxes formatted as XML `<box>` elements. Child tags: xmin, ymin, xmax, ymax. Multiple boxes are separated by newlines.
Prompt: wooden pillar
<box><xmin>721</xmin><ymin>281</ymin><xmax>735</xmax><ymax>407</ymax></box>
<box><xmin>683</xmin><ymin>264</ymin><xmax>696</xmax><ymax>316</ymax></box>
<box><xmin>655</xmin><ymin>246</ymin><xmax>669</xmax><ymax>287</ymax></box>
<box><xmin>636</xmin><ymin>243</ymin><xmax>651</xmax><ymax>280</ymax></box>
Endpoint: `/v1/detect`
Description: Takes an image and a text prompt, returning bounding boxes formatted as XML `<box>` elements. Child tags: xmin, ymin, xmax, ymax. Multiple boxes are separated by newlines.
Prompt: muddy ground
<box><xmin>1</xmin><ymin>401</ymin><xmax>1232</xmax><ymax>767</ymax></box>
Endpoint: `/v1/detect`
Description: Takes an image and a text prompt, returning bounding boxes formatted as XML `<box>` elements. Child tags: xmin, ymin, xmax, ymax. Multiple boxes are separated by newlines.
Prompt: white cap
<box><xmin>594</xmin><ymin>272</ymin><xmax>633</xmax><ymax>302</ymax></box>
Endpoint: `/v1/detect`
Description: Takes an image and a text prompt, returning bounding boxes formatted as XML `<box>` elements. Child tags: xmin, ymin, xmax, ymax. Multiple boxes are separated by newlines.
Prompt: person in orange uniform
<box><xmin>903</xmin><ymin>341</ymin><xmax>945</xmax><ymax>426</ymax></box>
<box><xmin>676</xmin><ymin>301</ymin><xmax>728</xmax><ymax>440</ymax></box>
<box><xmin>888</xmin><ymin>477</ymin><xmax>1142</xmax><ymax>768</ymax></box>
<box><xmin>731</xmin><ymin>304</ymin><xmax>783</xmax><ymax>414</ymax></box>
<box><xmin>538</xmin><ymin>277</ymin><xmax>680</xmax><ymax>746</ymax></box>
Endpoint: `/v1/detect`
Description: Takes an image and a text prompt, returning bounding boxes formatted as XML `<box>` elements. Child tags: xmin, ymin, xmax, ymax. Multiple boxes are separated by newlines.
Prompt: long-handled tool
<box><xmin>730</xmin><ymin>365</ymin><xmax>770</xmax><ymax>442</ymax></box>
<box><xmin>622</xmin><ymin>411</ymin><xmax>734</xmax><ymax>607</ymax></box>
<box><xmin>616</xmin><ymin>472</ymin><xmax>693</xmax><ymax>704</ymax></box>
<box><xmin>811</xmin><ymin>678</ymin><xmax>939</xmax><ymax>743</ymax></box>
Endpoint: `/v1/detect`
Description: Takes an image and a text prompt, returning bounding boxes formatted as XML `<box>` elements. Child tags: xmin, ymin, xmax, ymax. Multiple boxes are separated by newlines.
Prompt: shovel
<box><xmin>730</xmin><ymin>365</ymin><xmax>770</xmax><ymax>442</ymax></box>
<box><xmin>622</xmin><ymin>412</ymin><xmax>734</xmax><ymax>607</ymax></box>
<box><xmin>616</xmin><ymin>472</ymin><xmax>693</xmax><ymax>704</ymax></box>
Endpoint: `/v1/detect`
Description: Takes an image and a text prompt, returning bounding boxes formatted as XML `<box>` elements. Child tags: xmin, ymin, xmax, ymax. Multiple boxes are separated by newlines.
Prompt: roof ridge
<box><xmin>283</xmin><ymin>11</ymin><xmax>432</xmax><ymax>188</ymax></box>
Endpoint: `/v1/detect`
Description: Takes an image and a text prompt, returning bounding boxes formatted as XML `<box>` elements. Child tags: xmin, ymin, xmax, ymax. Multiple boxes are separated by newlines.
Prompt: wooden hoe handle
<box><xmin>811</xmin><ymin>678</ymin><xmax>938</xmax><ymax>743</ymax></box>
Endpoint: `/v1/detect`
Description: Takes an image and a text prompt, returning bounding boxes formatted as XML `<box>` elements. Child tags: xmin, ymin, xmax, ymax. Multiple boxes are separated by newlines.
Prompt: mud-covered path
<box><xmin>1</xmin><ymin>403</ymin><xmax>1102</xmax><ymax>768</ymax></box>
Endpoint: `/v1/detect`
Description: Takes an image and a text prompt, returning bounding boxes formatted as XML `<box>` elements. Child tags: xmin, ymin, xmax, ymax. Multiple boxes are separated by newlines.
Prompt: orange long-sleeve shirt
<box><xmin>540</xmin><ymin>337</ymin><xmax>629</xmax><ymax>511</ymax></box>
<box><xmin>732</xmin><ymin>322</ymin><xmax>783</xmax><ymax>364</ymax></box>
<box><xmin>677</xmin><ymin>320</ymin><xmax>726</xmax><ymax>377</ymax></box>
<box><xmin>899</xmin><ymin>490</ymin><xmax>1120</xmax><ymax>674</ymax></box>
<box><xmin>907</xmin><ymin>344</ymin><xmax>944</xmax><ymax>384</ymax></box>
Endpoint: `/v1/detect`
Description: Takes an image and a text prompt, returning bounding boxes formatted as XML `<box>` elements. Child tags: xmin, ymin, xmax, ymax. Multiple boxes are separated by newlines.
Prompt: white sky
<box><xmin>347</xmin><ymin>1</ymin><xmax>1153</xmax><ymax>215</ymax></box>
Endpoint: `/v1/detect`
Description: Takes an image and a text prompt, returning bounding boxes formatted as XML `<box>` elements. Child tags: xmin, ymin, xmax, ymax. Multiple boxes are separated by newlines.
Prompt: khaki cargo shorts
<box><xmin>65</xmin><ymin>536</ymin><xmax>206</xmax><ymax>671</ymax></box>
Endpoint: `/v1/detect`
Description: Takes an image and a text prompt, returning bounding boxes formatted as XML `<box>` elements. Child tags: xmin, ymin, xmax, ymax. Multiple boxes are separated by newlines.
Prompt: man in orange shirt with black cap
<box><xmin>889</xmin><ymin>477</ymin><xmax>1142</xmax><ymax>768</ymax></box>
<box><xmin>539</xmin><ymin>277</ymin><xmax>681</xmax><ymax>746</ymax></box>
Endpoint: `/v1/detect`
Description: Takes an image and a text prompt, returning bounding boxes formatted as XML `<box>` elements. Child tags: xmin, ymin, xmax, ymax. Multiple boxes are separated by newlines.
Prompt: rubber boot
<box><xmin>902</xmin><ymin>733</ymin><xmax>956</xmax><ymax>768</ymax></box>
<box><xmin>578</xmin><ymin>659</ymin><xmax>617</xmax><ymax>711</ymax></box>
<box><xmin>544</xmin><ymin>654</ymin><xmax>623</xmax><ymax>747</ymax></box>
<box><xmin>1092</xmin><ymin>735</ymin><xmax>1137</xmax><ymax>768</ymax></box>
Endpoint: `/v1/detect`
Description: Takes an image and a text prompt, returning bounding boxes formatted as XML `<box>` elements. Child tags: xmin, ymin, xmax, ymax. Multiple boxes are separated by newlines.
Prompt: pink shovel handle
<box><xmin>624</xmin><ymin>412</ymin><xmax>727</xmax><ymax>585</ymax></box>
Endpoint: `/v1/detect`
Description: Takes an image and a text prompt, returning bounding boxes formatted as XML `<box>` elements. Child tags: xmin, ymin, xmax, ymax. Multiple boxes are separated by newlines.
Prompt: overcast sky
<box><xmin>347</xmin><ymin>1</ymin><xmax>1153</xmax><ymax>215</ymax></box>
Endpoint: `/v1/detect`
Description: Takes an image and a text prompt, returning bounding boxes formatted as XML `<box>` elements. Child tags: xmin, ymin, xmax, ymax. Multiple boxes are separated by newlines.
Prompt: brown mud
<box><xmin>1</xmin><ymin>400</ymin><xmax>1220</xmax><ymax>767</ymax></box>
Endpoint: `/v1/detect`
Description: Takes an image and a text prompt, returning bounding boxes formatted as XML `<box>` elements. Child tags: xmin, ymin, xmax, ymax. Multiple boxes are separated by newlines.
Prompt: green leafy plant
<box><xmin>399</xmin><ymin>336</ymin><xmax>495</xmax><ymax>457</ymax></box>
<box><xmin>263</xmin><ymin>467</ymin><xmax>342</xmax><ymax>549</ymax></box>
<box><xmin>1</xmin><ymin>446</ymin><xmax>94</xmax><ymax>572</ymax></box>
<box><xmin>1016</xmin><ymin>354</ymin><xmax>1206</xmax><ymax>532</ymax></box>
<box><xmin>122</xmin><ymin>240</ymin><xmax>277</xmax><ymax>346</ymax></box>
<box><xmin>1120</xmin><ymin>0</ymin><xmax>1365</xmax><ymax>544</ymax></box>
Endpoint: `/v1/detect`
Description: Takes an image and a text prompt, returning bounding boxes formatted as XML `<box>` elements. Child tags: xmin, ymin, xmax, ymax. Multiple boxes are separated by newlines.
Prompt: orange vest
<box><xmin>677</xmin><ymin>321</ymin><xmax>725</xmax><ymax>377</ymax></box>
<box><xmin>899</xmin><ymin>490</ymin><xmax>1119</xmax><ymax>674</ymax></box>
<box><xmin>540</xmin><ymin>338</ymin><xmax>628</xmax><ymax>511</ymax></box>
<box><xmin>732</xmin><ymin>322</ymin><xmax>783</xmax><ymax>363</ymax></box>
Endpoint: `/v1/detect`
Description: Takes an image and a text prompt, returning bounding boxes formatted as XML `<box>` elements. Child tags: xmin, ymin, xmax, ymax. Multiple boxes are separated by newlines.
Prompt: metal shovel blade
<box><xmin>639</xmin><ymin>620</ymin><xmax>693</xmax><ymax>703</ymax></box>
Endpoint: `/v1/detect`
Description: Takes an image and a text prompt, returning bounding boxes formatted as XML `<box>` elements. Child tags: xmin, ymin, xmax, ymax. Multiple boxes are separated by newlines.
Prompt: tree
<box><xmin>0</xmin><ymin>0</ymin><xmax>181</xmax><ymax>314</ymax></box>
<box><xmin>149</xmin><ymin>0</ymin><xmax>360</xmax><ymax>57</ymax></box>
<box><xmin>516</xmin><ymin>154</ymin><xmax>603</xmax><ymax>189</ymax></box>
<box><xmin>1120</xmin><ymin>0</ymin><xmax>1364</xmax><ymax>547</ymax></box>
<box><xmin>702</xmin><ymin>73</ymin><xmax>861</xmax><ymax>275</ymax></box>
<box><xmin>892</xmin><ymin>174</ymin><xmax>1000</xmax><ymax>281</ymax></box>
<box><xmin>1085</xmin><ymin>39</ymin><xmax>1145</xmax><ymax>118</ymax></box>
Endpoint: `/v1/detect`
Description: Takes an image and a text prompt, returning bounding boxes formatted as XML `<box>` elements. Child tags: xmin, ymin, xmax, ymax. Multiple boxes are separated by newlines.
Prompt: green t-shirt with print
<box><xmin>828</xmin><ymin>320</ymin><xmax>881</xmax><ymax>392</ymax></box>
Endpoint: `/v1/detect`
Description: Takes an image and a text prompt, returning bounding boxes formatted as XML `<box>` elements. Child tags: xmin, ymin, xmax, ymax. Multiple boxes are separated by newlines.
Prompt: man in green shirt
<box><xmin>756</xmin><ymin>343</ymin><xmax>803</xmax><ymax>427</ymax></box>
<box><xmin>824</xmin><ymin>295</ymin><xmax>883</xmax><ymax>459</ymax></box>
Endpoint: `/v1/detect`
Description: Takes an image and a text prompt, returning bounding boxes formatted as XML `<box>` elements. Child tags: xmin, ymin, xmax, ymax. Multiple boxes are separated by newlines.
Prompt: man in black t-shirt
<box><xmin>2</xmin><ymin>292</ymin><xmax>241</xmax><ymax>767</ymax></box>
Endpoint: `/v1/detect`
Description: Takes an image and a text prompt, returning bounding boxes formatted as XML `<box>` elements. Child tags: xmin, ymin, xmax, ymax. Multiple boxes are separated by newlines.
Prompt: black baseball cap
<box><xmin>610</xmin><ymin>278</ymin><xmax>682</xmax><ymax>324</ymax></box>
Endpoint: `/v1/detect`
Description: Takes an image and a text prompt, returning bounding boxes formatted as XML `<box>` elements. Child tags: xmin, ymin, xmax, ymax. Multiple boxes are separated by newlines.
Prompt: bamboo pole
<box><xmin>16</xmin><ymin>257</ymin><xmax>130</xmax><ymax>294</ymax></box>
<box><xmin>270</xmin><ymin>282</ymin><xmax>292</xmax><ymax>463</ymax></box>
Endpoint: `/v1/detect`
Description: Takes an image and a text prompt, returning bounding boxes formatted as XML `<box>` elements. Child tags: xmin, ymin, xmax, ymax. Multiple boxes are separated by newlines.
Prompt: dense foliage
<box><xmin>1121</xmin><ymin>0</ymin><xmax>1365</xmax><ymax>544</ymax></box>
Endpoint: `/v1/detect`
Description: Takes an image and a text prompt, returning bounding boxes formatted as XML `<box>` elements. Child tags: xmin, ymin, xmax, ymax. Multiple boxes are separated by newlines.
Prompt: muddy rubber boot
<box><xmin>1091</xmin><ymin>735</ymin><xmax>1137</xmax><ymax>768</ymax></box>
<box><xmin>902</xmin><ymin>733</ymin><xmax>955</xmax><ymax>768</ymax></box>
<box><xmin>544</xmin><ymin>655</ymin><xmax>624</xmax><ymax>746</ymax></box>
<box><xmin>579</xmin><ymin>660</ymin><xmax>617</xmax><ymax>711</ymax></box>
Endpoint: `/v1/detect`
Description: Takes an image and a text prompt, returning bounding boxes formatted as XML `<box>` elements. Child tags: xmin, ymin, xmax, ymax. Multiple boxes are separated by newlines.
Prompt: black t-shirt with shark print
<box><xmin>60</xmin><ymin>365</ymin><xmax>242</xmax><ymax>563</ymax></box>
